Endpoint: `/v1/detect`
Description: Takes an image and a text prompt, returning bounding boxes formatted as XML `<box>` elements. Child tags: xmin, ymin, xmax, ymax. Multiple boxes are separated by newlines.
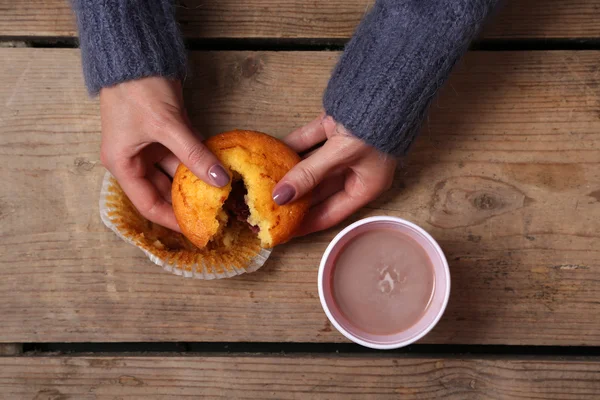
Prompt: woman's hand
<box><xmin>273</xmin><ymin>114</ymin><xmax>397</xmax><ymax>236</ymax></box>
<box><xmin>99</xmin><ymin>77</ymin><xmax>230</xmax><ymax>231</ymax></box>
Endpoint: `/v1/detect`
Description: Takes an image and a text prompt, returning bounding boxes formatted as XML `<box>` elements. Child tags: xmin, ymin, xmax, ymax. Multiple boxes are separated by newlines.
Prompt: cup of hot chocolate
<box><xmin>318</xmin><ymin>216</ymin><xmax>450</xmax><ymax>349</ymax></box>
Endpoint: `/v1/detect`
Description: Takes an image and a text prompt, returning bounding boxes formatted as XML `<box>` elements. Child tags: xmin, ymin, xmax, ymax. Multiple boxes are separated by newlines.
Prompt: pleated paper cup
<box><xmin>99</xmin><ymin>171</ymin><xmax>271</xmax><ymax>279</ymax></box>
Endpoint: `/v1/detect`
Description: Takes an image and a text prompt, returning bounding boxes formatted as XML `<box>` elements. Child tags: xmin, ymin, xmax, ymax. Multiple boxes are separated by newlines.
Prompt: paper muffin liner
<box><xmin>99</xmin><ymin>171</ymin><xmax>271</xmax><ymax>279</ymax></box>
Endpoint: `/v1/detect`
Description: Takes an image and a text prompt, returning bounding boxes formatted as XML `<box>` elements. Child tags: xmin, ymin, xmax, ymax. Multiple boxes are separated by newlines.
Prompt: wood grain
<box><xmin>1</xmin><ymin>49</ymin><xmax>600</xmax><ymax>344</ymax></box>
<box><xmin>1</xmin><ymin>356</ymin><xmax>600</xmax><ymax>399</ymax></box>
<box><xmin>0</xmin><ymin>0</ymin><xmax>599</xmax><ymax>39</ymax></box>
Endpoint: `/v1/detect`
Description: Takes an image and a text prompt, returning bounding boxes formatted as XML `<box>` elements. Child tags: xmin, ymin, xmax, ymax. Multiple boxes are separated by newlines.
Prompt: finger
<box><xmin>301</xmin><ymin>146</ymin><xmax>321</xmax><ymax>159</ymax></box>
<box><xmin>295</xmin><ymin>190</ymin><xmax>372</xmax><ymax>237</ymax></box>
<box><xmin>302</xmin><ymin>148</ymin><xmax>347</xmax><ymax>181</ymax></box>
<box><xmin>159</xmin><ymin>122</ymin><xmax>230</xmax><ymax>188</ymax></box>
<box><xmin>273</xmin><ymin>139</ymin><xmax>362</xmax><ymax>206</ymax></box>
<box><xmin>157</xmin><ymin>152</ymin><xmax>180</xmax><ymax>177</ymax></box>
<box><xmin>283</xmin><ymin>114</ymin><xmax>327</xmax><ymax>153</ymax></box>
<box><xmin>311</xmin><ymin>172</ymin><xmax>346</xmax><ymax>206</ymax></box>
<box><xmin>272</xmin><ymin>138</ymin><xmax>354</xmax><ymax>206</ymax></box>
<box><xmin>147</xmin><ymin>167</ymin><xmax>173</xmax><ymax>203</ymax></box>
<box><xmin>115</xmin><ymin>171</ymin><xmax>181</xmax><ymax>232</ymax></box>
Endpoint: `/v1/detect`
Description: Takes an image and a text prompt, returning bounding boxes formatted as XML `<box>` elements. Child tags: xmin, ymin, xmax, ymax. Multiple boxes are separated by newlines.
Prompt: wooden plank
<box><xmin>1</xmin><ymin>49</ymin><xmax>600</xmax><ymax>344</ymax></box>
<box><xmin>1</xmin><ymin>0</ymin><xmax>599</xmax><ymax>40</ymax></box>
<box><xmin>1</xmin><ymin>356</ymin><xmax>600</xmax><ymax>399</ymax></box>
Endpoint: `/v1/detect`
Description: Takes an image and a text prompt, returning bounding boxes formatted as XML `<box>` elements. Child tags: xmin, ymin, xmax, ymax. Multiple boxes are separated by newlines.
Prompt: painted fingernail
<box><xmin>272</xmin><ymin>183</ymin><xmax>296</xmax><ymax>206</ymax></box>
<box><xmin>208</xmin><ymin>164</ymin><xmax>230</xmax><ymax>187</ymax></box>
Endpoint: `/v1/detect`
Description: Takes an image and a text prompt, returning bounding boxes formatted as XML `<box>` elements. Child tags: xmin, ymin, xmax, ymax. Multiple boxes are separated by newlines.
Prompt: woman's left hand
<box><xmin>272</xmin><ymin>114</ymin><xmax>397</xmax><ymax>236</ymax></box>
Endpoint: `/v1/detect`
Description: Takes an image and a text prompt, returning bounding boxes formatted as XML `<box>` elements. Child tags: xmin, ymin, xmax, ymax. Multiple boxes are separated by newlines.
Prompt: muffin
<box><xmin>172</xmin><ymin>130</ymin><xmax>310</xmax><ymax>249</ymax></box>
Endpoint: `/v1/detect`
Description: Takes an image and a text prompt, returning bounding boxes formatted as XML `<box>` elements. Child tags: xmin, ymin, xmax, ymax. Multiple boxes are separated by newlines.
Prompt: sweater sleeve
<box><xmin>72</xmin><ymin>0</ymin><xmax>187</xmax><ymax>95</ymax></box>
<box><xmin>323</xmin><ymin>0</ymin><xmax>499</xmax><ymax>156</ymax></box>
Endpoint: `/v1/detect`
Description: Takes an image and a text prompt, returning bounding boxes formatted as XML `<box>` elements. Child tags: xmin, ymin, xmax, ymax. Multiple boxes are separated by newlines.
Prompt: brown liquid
<box><xmin>332</xmin><ymin>229</ymin><xmax>435</xmax><ymax>335</ymax></box>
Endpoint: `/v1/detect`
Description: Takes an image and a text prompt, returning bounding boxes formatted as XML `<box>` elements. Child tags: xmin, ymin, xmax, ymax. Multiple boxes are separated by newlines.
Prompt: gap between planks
<box><xmin>0</xmin><ymin>344</ymin><xmax>22</xmax><ymax>356</ymax></box>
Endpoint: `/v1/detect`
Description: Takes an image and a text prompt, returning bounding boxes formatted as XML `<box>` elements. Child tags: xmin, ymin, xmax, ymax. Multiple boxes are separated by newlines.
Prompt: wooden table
<box><xmin>1</xmin><ymin>1</ymin><xmax>600</xmax><ymax>398</ymax></box>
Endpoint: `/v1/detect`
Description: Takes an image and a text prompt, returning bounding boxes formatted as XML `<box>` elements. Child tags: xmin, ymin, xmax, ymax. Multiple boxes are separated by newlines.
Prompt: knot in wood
<box><xmin>241</xmin><ymin>56</ymin><xmax>263</xmax><ymax>78</ymax></box>
<box><xmin>472</xmin><ymin>193</ymin><xmax>499</xmax><ymax>210</ymax></box>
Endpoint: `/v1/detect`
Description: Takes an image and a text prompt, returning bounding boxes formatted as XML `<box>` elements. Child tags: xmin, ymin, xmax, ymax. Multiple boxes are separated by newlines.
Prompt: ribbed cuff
<box><xmin>323</xmin><ymin>0</ymin><xmax>498</xmax><ymax>156</ymax></box>
<box><xmin>72</xmin><ymin>0</ymin><xmax>187</xmax><ymax>95</ymax></box>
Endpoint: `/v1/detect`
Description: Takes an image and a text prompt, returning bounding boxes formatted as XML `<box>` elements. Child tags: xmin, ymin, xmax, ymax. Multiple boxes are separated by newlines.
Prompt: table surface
<box><xmin>1</xmin><ymin>1</ymin><xmax>600</xmax><ymax>398</ymax></box>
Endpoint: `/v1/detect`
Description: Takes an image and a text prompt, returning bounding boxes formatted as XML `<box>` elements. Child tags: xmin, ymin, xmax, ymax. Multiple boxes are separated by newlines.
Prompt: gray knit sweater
<box><xmin>72</xmin><ymin>0</ymin><xmax>498</xmax><ymax>156</ymax></box>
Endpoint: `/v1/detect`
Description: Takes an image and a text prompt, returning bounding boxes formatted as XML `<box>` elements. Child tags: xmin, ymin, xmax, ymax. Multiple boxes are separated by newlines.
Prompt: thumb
<box><xmin>160</xmin><ymin>122</ymin><xmax>230</xmax><ymax>187</ymax></box>
<box><xmin>272</xmin><ymin>142</ymin><xmax>344</xmax><ymax>206</ymax></box>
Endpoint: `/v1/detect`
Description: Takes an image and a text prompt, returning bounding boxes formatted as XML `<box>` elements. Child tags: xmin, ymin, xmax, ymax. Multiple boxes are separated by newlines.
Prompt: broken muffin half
<box><xmin>172</xmin><ymin>130</ymin><xmax>310</xmax><ymax>249</ymax></box>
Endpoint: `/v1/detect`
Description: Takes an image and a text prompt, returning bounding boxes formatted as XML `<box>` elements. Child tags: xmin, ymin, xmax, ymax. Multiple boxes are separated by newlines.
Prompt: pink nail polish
<box><xmin>272</xmin><ymin>183</ymin><xmax>296</xmax><ymax>206</ymax></box>
<box><xmin>208</xmin><ymin>164</ymin><xmax>230</xmax><ymax>187</ymax></box>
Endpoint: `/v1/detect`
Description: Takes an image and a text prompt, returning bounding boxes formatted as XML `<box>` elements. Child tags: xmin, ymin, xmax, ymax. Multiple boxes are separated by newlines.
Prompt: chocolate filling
<box><xmin>223</xmin><ymin>180</ymin><xmax>260</xmax><ymax>233</ymax></box>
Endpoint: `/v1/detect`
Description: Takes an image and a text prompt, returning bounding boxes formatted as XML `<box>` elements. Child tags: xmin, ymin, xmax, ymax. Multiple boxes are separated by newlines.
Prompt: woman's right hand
<box><xmin>99</xmin><ymin>77</ymin><xmax>230</xmax><ymax>231</ymax></box>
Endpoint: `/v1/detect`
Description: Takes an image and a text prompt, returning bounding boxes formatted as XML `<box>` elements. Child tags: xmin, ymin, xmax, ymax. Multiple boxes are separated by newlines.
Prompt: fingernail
<box><xmin>272</xmin><ymin>183</ymin><xmax>296</xmax><ymax>206</ymax></box>
<box><xmin>208</xmin><ymin>164</ymin><xmax>230</xmax><ymax>187</ymax></box>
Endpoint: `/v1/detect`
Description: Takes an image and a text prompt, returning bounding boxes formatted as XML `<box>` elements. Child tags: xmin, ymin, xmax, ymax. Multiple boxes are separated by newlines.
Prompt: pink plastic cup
<box><xmin>318</xmin><ymin>216</ymin><xmax>450</xmax><ymax>349</ymax></box>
